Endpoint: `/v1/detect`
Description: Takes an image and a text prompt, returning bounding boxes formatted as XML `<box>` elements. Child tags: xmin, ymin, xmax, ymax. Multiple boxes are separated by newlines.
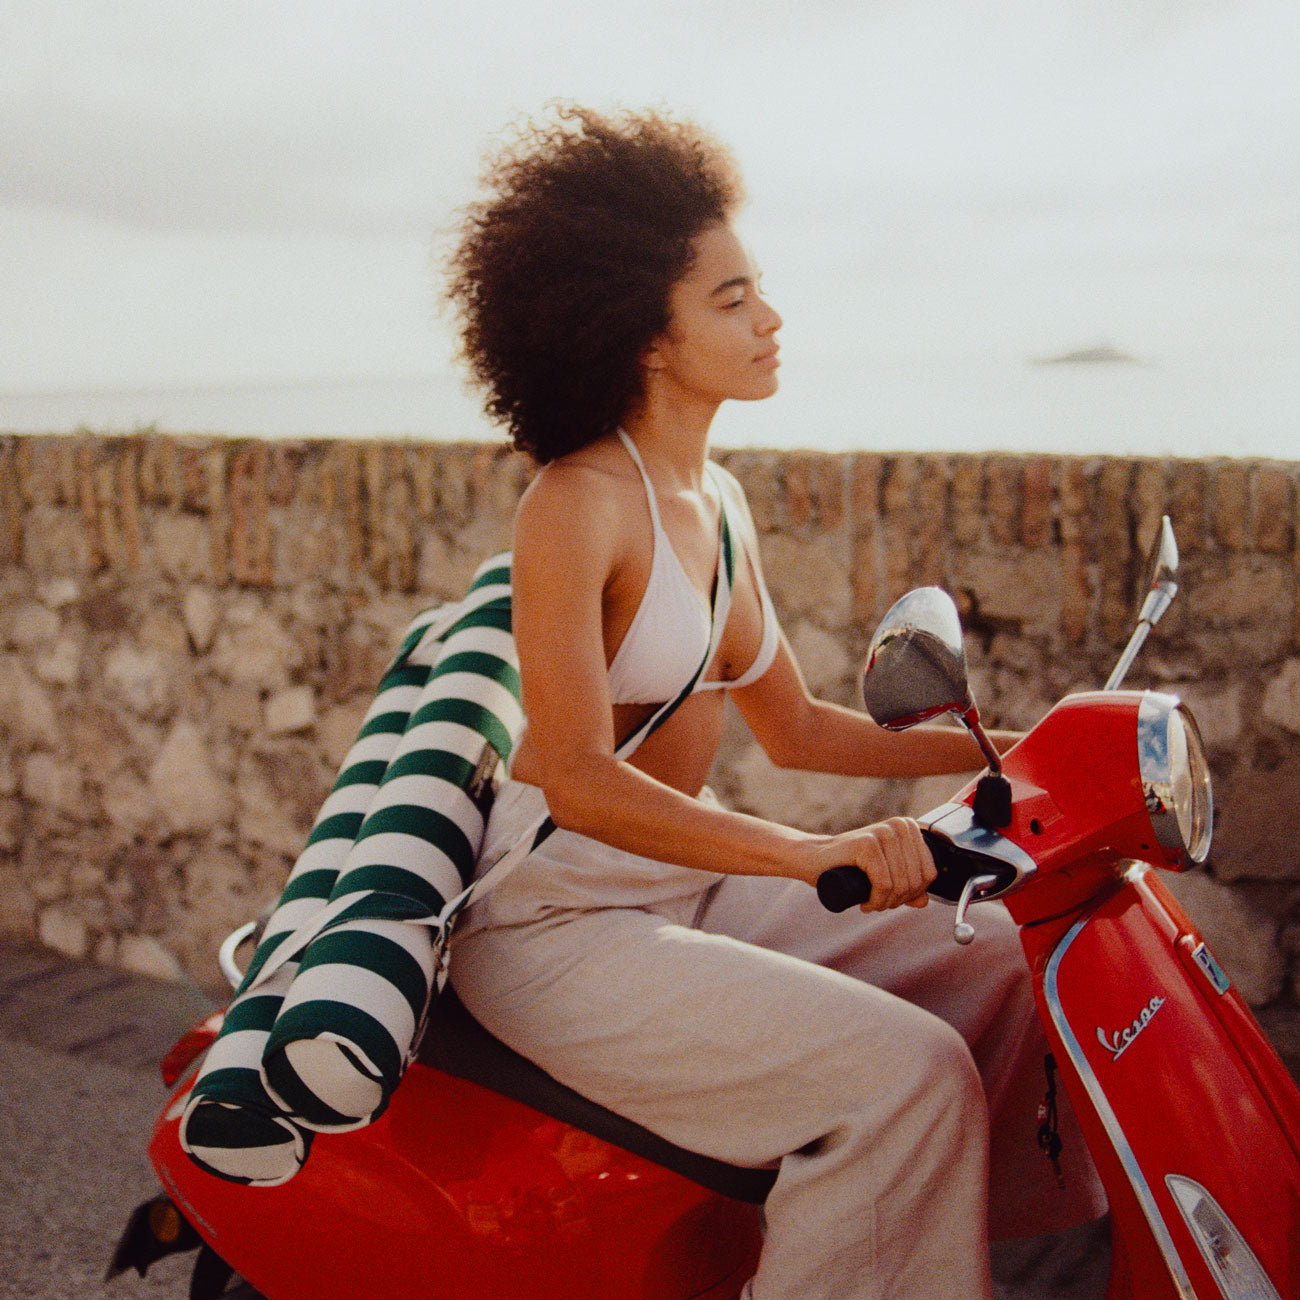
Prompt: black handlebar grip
<box><xmin>816</xmin><ymin>865</ymin><xmax>873</xmax><ymax>913</ymax></box>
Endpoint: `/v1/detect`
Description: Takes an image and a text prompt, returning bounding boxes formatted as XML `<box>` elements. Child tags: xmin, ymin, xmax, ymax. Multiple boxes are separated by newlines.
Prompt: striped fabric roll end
<box><xmin>258</xmin><ymin>915</ymin><xmax>441</xmax><ymax>1131</ymax></box>
<box><xmin>179</xmin><ymin>1097</ymin><xmax>311</xmax><ymax>1188</ymax></box>
<box><xmin>177</xmin><ymin>975</ymin><xmax>313</xmax><ymax>1187</ymax></box>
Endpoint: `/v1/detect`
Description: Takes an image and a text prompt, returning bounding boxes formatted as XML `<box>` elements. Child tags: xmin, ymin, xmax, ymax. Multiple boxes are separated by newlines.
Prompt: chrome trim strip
<box><xmin>1043</xmin><ymin>906</ymin><xmax>1196</xmax><ymax>1298</ymax></box>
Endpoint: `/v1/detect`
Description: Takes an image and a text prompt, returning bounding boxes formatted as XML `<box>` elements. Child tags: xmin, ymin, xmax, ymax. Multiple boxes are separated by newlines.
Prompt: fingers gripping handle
<box><xmin>814</xmin><ymin>828</ymin><xmax>942</xmax><ymax>912</ymax></box>
<box><xmin>816</xmin><ymin>865</ymin><xmax>873</xmax><ymax>913</ymax></box>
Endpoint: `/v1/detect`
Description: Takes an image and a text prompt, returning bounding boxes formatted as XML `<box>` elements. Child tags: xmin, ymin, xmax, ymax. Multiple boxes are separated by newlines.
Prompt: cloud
<box><xmin>4</xmin><ymin>0</ymin><xmax>1297</xmax><ymax>242</ymax></box>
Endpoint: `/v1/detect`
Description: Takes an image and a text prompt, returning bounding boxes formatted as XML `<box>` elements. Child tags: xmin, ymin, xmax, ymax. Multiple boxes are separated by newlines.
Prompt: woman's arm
<box><xmin>511</xmin><ymin>467</ymin><xmax>935</xmax><ymax>911</ymax></box>
<box><xmin>733</xmin><ymin>637</ymin><xmax>1020</xmax><ymax>778</ymax></box>
<box><xmin>718</xmin><ymin>470</ymin><xmax>1018</xmax><ymax>778</ymax></box>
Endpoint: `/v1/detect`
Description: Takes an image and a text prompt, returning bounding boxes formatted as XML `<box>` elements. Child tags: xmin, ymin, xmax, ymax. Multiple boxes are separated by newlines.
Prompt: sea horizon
<box><xmin>3</xmin><ymin>350</ymin><xmax>1296</xmax><ymax>463</ymax></box>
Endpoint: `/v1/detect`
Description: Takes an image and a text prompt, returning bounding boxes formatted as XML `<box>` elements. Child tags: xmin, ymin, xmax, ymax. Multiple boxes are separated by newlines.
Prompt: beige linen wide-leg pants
<box><xmin>450</xmin><ymin>782</ymin><xmax>1105</xmax><ymax>1300</ymax></box>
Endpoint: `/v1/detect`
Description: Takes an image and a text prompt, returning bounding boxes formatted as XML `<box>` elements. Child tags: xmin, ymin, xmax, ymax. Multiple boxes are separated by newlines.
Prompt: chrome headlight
<box><xmin>1137</xmin><ymin>693</ymin><xmax>1213</xmax><ymax>865</ymax></box>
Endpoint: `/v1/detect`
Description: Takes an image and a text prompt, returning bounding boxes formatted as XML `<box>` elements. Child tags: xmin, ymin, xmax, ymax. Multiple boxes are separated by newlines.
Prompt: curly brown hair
<box><xmin>445</xmin><ymin>105</ymin><xmax>745</xmax><ymax>464</ymax></box>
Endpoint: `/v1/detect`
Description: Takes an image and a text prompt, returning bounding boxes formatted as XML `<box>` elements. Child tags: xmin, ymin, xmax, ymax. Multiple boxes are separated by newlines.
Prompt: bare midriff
<box><xmin>507</xmin><ymin>690</ymin><xmax>728</xmax><ymax>799</ymax></box>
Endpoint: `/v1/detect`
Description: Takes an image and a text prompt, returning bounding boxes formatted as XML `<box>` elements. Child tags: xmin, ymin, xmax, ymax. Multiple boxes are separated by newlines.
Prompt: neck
<box><xmin>620</xmin><ymin>390</ymin><xmax>718</xmax><ymax>488</ymax></box>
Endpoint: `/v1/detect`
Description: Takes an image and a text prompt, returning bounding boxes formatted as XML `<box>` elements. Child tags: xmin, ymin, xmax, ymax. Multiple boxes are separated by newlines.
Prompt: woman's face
<box><xmin>645</xmin><ymin>223</ymin><xmax>782</xmax><ymax>409</ymax></box>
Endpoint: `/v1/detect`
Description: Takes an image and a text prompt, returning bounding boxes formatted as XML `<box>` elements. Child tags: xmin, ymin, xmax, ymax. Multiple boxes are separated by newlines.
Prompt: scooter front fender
<box><xmin>1024</xmin><ymin>867</ymin><xmax>1300</xmax><ymax>1299</ymax></box>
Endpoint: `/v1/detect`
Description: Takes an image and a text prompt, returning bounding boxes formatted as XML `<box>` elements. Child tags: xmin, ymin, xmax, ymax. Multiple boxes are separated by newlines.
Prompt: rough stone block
<box><xmin>781</xmin><ymin>453</ymin><xmax>843</xmax><ymax>531</ymax></box>
<box><xmin>20</xmin><ymin>507</ymin><xmax>93</xmax><ymax>577</ymax></box>
<box><xmin>1161</xmin><ymin>871</ymin><xmax>1284</xmax><ymax>1006</ymax></box>
<box><xmin>20</xmin><ymin>754</ymin><xmax>84</xmax><ymax>818</ymax></box>
<box><xmin>1060</xmin><ymin>543</ymin><xmax>1090</xmax><ymax>646</ymax></box>
<box><xmin>950</xmin><ymin>551</ymin><xmax>1063</xmax><ymax>639</ymax></box>
<box><xmin>1131</xmin><ymin>460</ymin><xmax>1168</xmax><ymax>563</ymax></box>
<box><xmin>789</xmin><ymin>621</ymin><xmax>852</xmax><ymax>699</ymax></box>
<box><xmin>100</xmin><ymin>771</ymin><xmax>158</xmax><ymax>840</ymax></box>
<box><xmin>880</xmin><ymin>456</ymin><xmax>919</xmax><ymax>601</ymax></box>
<box><xmin>1056</xmin><ymin>459</ymin><xmax>1091</xmax><ymax>547</ymax></box>
<box><xmin>104</xmin><ymin>643</ymin><xmax>171</xmax><ymax>718</ymax></box>
<box><xmin>1021</xmin><ymin>458</ymin><xmax>1054</xmax><ymax>549</ymax></box>
<box><xmin>1211</xmin><ymin>460</ymin><xmax>1250</xmax><ymax>550</ymax></box>
<box><xmin>183</xmin><ymin>586</ymin><xmax>220</xmax><ymax>654</ymax></box>
<box><xmin>36</xmin><ymin>578</ymin><xmax>80</xmax><ymax>609</ymax></box>
<box><xmin>757</xmin><ymin>533</ymin><xmax>850</xmax><ymax>627</ymax></box>
<box><xmin>0</xmin><ymin>867</ymin><xmax>37</xmax><ymax>936</ymax></box>
<box><xmin>211</xmin><ymin>607</ymin><xmax>300</xmax><ymax>692</ymax></box>
<box><xmin>317</xmin><ymin>697</ymin><xmax>372</xmax><ymax>771</ymax></box>
<box><xmin>1209</xmin><ymin>753</ymin><xmax>1300</xmax><ymax>882</ymax></box>
<box><xmin>37</xmin><ymin>907</ymin><xmax>89</xmax><ymax>961</ymax></box>
<box><xmin>148</xmin><ymin>721</ymin><xmax>234</xmax><ymax>835</ymax></box>
<box><xmin>235</xmin><ymin>768</ymin><xmax>311</xmax><ymax>860</ymax></box>
<box><xmin>1253</xmin><ymin>465</ymin><xmax>1294</xmax><ymax>554</ymax></box>
<box><xmin>1097</xmin><ymin>461</ymin><xmax>1135</xmax><ymax>645</ymax></box>
<box><xmin>1262</xmin><ymin>659</ymin><xmax>1300</xmax><ymax>735</ymax></box>
<box><xmin>913</xmin><ymin>458</ymin><xmax>949</xmax><ymax>587</ymax></box>
<box><xmin>265</xmin><ymin>685</ymin><xmax>316</xmax><ymax>736</ymax></box>
<box><xmin>1164</xmin><ymin>681</ymin><xmax>1243</xmax><ymax>751</ymax></box>
<box><xmin>1188</xmin><ymin>556</ymin><xmax>1289</xmax><ymax>629</ymax></box>
<box><xmin>1167</xmin><ymin>461</ymin><xmax>1207</xmax><ymax>553</ymax></box>
<box><xmin>34</xmin><ymin>637</ymin><xmax>81</xmax><ymax>686</ymax></box>
<box><xmin>0</xmin><ymin>656</ymin><xmax>58</xmax><ymax>749</ymax></box>
<box><xmin>150</xmin><ymin>512</ymin><xmax>214</xmax><ymax>583</ymax></box>
<box><xmin>118</xmin><ymin>934</ymin><xmax>185</xmax><ymax>983</ymax></box>
<box><xmin>985</xmin><ymin>457</ymin><xmax>1022</xmax><ymax>547</ymax></box>
<box><xmin>5</xmin><ymin>601</ymin><xmax>60</xmax><ymax>649</ymax></box>
<box><xmin>849</xmin><ymin>455</ymin><xmax>883</xmax><ymax>624</ymax></box>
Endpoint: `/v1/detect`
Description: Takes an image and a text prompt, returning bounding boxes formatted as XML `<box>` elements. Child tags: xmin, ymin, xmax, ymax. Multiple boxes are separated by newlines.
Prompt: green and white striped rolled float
<box><xmin>179</xmin><ymin>554</ymin><xmax>515</xmax><ymax>1185</ymax></box>
<box><xmin>257</xmin><ymin>574</ymin><xmax>521</xmax><ymax>1131</ymax></box>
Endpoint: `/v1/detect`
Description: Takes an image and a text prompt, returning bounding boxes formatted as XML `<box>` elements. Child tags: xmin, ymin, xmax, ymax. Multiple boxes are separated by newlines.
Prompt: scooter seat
<box><xmin>419</xmin><ymin>987</ymin><xmax>777</xmax><ymax>1204</ymax></box>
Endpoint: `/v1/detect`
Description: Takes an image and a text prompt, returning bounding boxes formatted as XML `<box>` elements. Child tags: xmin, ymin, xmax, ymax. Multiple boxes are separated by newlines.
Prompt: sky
<box><xmin>2</xmin><ymin>0</ymin><xmax>1298</xmax><ymax>457</ymax></box>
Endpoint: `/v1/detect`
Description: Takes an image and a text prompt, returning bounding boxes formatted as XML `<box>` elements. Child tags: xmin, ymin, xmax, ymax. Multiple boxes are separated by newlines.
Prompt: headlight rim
<box><xmin>1137</xmin><ymin>692</ymin><xmax>1214</xmax><ymax>866</ymax></box>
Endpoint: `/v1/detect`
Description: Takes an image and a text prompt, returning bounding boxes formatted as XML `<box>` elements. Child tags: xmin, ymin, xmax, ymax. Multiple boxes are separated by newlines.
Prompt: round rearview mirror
<box><xmin>860</xmin><ymin>587</ymin><xmax>972</xmax><ymax>730</ymax></box>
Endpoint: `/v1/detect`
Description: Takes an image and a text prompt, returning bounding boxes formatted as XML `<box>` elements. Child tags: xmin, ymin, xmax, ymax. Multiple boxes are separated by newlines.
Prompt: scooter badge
<box><xmin>1096</xmin><ymin>995</ymin><xmax>1166</xmax><ymax>1062</ymax></box>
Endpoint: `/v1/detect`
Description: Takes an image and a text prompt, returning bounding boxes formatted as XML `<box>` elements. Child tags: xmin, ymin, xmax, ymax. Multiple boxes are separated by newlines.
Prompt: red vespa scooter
<box><xmin>112</xmin><ymin>517</ymin><xmax>1300</xmax><ymax>1299</ymax></box>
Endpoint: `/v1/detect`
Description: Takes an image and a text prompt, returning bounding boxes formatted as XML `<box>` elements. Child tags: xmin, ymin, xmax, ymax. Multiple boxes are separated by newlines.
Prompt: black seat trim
<box><xmin>419</xmin><ymin>987</ymin><xmax>776</xmax><ymax>1204</ymax></box>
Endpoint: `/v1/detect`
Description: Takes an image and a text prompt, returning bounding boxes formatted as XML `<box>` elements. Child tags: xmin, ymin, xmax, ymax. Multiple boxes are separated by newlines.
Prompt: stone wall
<box><xmin>2</xmin><ymin>434</ymin><xmax>1299</xmax><ymax>1040</ymax></box>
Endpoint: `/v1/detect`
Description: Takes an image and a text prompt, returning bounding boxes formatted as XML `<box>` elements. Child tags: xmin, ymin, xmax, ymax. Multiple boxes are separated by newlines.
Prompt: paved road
<box><xmin>0</xmin><ymin>939</ymin><xmax>1109</xmax><ymax>1299</ymax></box>
<box><xmin>0</xmin><ymin>942</ymin><xmax>213</xmax><ymax>1300</ymax></box>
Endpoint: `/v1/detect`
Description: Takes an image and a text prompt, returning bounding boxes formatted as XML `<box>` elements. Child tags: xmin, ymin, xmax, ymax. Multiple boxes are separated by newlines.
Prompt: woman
<box><xmin>445</xmin><ymin>106</ymin><xmax>1103</xmax><ymax>1299</ymax></box>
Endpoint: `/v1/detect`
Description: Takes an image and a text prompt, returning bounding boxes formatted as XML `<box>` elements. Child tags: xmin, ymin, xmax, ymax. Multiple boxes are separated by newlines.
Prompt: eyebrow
<box><xmin>710</xmin><ymin>275</ymin><xmax>755</xmax><ymax>297</ymax></box>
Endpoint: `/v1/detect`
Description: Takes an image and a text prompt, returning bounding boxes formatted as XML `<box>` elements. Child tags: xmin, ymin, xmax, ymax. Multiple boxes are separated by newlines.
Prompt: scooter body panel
<box><xmin>1023</xmin><ymin>869</ymin><xmax>1300</xmax><ymax>1299</ymax></box>
<box><xmin>148</xmin><ymin>1055</ymin><xmax>761</xmax><ymax>1300</ymax></box>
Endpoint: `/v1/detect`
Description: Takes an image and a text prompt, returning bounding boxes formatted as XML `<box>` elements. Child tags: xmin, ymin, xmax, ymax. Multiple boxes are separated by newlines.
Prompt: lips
<box><xmin>755</xmin><ymin>348</ymin><xmax>781</xmax><ymax>369</ymax></box>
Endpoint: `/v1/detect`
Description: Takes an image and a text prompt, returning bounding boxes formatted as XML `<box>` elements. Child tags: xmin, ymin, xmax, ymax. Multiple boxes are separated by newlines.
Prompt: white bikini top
<box><xmin>606</xmin><ymin>429</ymin><xmax>780</xmax><ymax>706</ymax></box>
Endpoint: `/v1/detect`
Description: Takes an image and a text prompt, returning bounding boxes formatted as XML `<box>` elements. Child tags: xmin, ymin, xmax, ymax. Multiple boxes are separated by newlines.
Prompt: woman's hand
<box><xmin>803</xmin><ymin>817</ymin><xmax>936</xmax><ymax>912</ymax></box>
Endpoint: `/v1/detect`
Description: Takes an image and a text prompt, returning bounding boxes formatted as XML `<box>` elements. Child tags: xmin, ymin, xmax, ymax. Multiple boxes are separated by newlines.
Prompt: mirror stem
<box><xmin>957</xmin><ymin>702</ymin><xmax>1003</xmax><ymax>777</ymax></box>
<box><xmin>1104</xmin><ymin>622</ymin><xmax>1152</xmax><ymax>692</ymax></box>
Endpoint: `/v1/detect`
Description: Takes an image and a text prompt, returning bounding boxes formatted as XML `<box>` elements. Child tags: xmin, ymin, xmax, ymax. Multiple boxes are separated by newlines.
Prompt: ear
<box><xmin>641</xmin><ymin>335</ymin><xmax>668</xmax><ymax>374</ymax></box>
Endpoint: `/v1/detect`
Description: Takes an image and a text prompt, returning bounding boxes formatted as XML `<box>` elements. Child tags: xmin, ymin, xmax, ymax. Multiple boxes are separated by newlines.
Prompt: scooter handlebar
<box><xmin>816</xmin><ymin>830</ymin><xmax>955</xmax><ymax>912</ymax></box>
<box><xmin>815</xmin><ymin>865</ymin><xmax>873</xmax><ymax>912</ymax></box>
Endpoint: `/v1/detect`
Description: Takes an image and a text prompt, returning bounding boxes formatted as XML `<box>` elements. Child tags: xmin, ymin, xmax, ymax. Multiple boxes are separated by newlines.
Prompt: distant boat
<box><xmin>1031</xmin><ymin>342</ymin><xmax>1143</xmax><ymax>366</ymax></box>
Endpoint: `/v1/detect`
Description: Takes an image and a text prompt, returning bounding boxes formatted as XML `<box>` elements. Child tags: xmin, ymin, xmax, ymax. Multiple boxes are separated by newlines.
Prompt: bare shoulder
<box><xmin>513</xmin><ymin>441</ymin><xmax>639</xmax><ymax>572</ymax></box>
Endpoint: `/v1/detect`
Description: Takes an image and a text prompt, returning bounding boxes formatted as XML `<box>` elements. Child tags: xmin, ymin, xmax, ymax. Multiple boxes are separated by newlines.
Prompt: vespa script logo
<box><xmin>1096</xmin><ymin>995</ymin><xmax>1166</xmax><ymax>1062</ymax></box>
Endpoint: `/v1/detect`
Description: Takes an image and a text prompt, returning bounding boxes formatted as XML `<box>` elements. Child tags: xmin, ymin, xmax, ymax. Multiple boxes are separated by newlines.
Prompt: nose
<box><xmin>758</xmin><ymin>296</ymin><xmax>782</xmax><ymax>335</ymax></box>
